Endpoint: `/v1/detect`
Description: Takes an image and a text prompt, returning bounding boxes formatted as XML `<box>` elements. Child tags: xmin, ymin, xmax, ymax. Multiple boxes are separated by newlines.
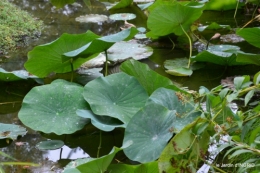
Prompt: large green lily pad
<box><xmin>83</xmin><ymin>72</ymin><xmax>148</xmax><ymax>125</ymax></box>
<box><xmin>0</xmin><ymin>123</ymin><xmax>27</xmax><ymax>140</ymax></box>
<box><xmin>77</xmin><ymin>109</ymin><xmax>125</xmax><ymax>131</ymax></box>
<box><xmin>123</xmin><ymin>103</ymin><xmax>176</xmax><ymax>163</ymax></box>
<box><xmin>147</xmin><ymin>2</ymin><xmax>203</xmax><ymax>37</ymax></box>
<box><xmin>25</xmin><ymin>31</ymin><xmax>100</xmax><ymax>78</ymax></box>
<box><xmin>120</xmin><ymin>59</ymin><xmax>175</xmax><ymax>95</ymax></box>
<box><xmin>191</xmin><ymin>45</ymin><xmax>246</xmax><ymax>66</ymax></box>
<box><xmin>18</xmin><ymin>79</ymin><xmax>89</xmax><ymax>135</ymax></box>
<box><xmin>146</xmin><ymin>88</ymin><xmax>201</xmax><ymax>133</ymax></box>
<box><xmin>107</xmin><ymin>40</ymin><xmax>153</xmax><ymax>62</ymax></box>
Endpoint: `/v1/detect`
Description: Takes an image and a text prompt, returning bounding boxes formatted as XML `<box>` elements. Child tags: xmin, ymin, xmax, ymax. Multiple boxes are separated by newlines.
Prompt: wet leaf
<box><xmin>18</xmin><ymin>79</ymin><xmax>89</xmax><ymax>135</ymax></box>
<box><xmin>0</xmin><ymin>123</ymin><xmax>27</xmax><ymax>140</ymax></box>
<box><xmin>123</xmin><ymin>103</ymin><xmax>176</xmax><ymax>163</ymax></box>
<box><xmin>36</xmin><ymin>140</ymin><xmax>64</xmax><ymax>150</ymax></box>
<box><xmin>83</xmin><ymin>72</ymin><xmax>148</xmax><ymax>125</ymax></box>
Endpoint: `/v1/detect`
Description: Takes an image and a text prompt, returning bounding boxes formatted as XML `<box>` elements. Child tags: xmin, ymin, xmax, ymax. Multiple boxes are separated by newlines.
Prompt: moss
<box><xmin>0</xmin><ymin>0</ymin><xmax>43</xmax><ymax>54</ymax></box>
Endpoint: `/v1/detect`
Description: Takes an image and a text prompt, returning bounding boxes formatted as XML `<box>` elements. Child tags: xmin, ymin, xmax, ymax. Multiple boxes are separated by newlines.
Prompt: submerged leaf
<box><xmin>18</xmin><ymin>79</ymin><xmax>89</xmax><ymax>135</ymax></box>
<box><xmin>0</xmin><ymin>123</ymin><xmax>27</xmax><ymax>140</ymax></box>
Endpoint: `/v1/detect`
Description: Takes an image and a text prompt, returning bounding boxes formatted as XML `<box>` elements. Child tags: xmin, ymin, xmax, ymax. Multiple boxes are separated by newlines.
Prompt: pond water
<box><xmin>0</xmin><ymin>0</ymin><xmax>260</xmax><ymax>172</ymax></box>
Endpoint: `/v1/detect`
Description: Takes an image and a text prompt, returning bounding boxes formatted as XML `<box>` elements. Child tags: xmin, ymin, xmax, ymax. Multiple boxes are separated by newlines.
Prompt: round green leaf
<box><xmin>147</xmin><ymin>2</ymin><xmax>203</xmax><ymax>37</ymax></box>
<box><xmin>18</xmin><ymin>79</ymin><xmax>89</xmax><ymax>135</ymax></box>
<box><xmin>0</xmin><ymin>123</ymin><xmax>27</xmax><ymax>140</ymax></box>
<box><xmin>83</xmin><ymin>72</ymin><xmax>148</xmax><ymax>125</ymax></box>
<box><xmin>237</xmin><ymin>27</ymin><xmax>260</xmax><ymax>48</ymax></box>
<box><xmin>77</xmin><ymin>109</ymin><xmax>125</xmax><ymax>131</ymax></box>
<box><xmin>147</xmin><ymin>88</ymin><xmax>200</xmax><ymax>133</ymax></box>
<box><xmin>123</xmin><ymin>103</ymin><xmax>175</xmax><ymax>163</ymax></box>
<box><xmin>36</xmin><ymin>140</ymin><xmax>64</xmax><ymax>150</ymax></box>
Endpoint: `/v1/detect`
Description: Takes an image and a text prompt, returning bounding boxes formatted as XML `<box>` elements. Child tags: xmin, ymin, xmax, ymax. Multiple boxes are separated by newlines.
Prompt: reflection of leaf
<box><xmin>18</xmin><ymin>79</ymin><xmax>89</xmax><ymax>135</ymax></box>
<box><xmin>50</xmin><ymin>0</ymin><xmax>76</xmax><ymax>8</ymax></box>
<box><xmin>83</xmin><ymin>72</ymin><xmax>148</xmax><ymax>125</ymax></box>
<box><xmin>147</xmin><ymin>2</ymin><xmax>203</xmax><ymax>37</ymax></box>
<box><xmin>123</xmin><ymin>103</ymin><xmax>176</xmax><ymax>163</ymax></box>
<box><xmin>0</xmin><ymin>123</ymin><xmax>27</xmax><ymax>140</ymax></box>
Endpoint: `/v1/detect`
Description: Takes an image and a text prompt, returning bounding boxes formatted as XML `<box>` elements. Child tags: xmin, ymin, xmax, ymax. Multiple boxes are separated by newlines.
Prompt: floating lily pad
<box><xmin>164</xmin><ymin>58</ymin><xmax>193</xmax><ymax>76</ymax></box>
<box><xmin>77</xmin><ymin>109</ymin><xmax>125</xmax><ymax>131</ymax></box>
<box><xmin>197</xmin><ymin>22</ymin><xmax>231</xmax><ymax>32</ymax></box>
<box><xmin>123</xmin><ymin>103</ymin><xmax>175</xmax><ymax>163</ymax></box>
<box><xmin>0</xmin><ymin>123</ymin><xmax>27</xmax><ymax>140</ymax></box>
<box><xmin>75</xmin><ymin>14</ymin><xmax>108</xmax><ymax>23</ymax></box>
<box><xmin>191</xmin><ymin>45</ymin><xmax>246</xmax><ymax>66</ymax></box>
<box><xmin>18</xmin><ymin>79</ymin><xmax>89</xmax><ymax>135</ymax></box>
<box><xmin>36</xmin><ymin>140</ymin><xmax>64</xmax><ymax>150</ymax></box>
<box><xmin>109</xmin><ymin>13</ymin><xmax>136</xmax><ymax>21</ymax></box>
<box><xmin>83</xmin><ymin>72</ymin><xmax>148</xmax><ymax>125</ymax></box>
<box><xmin>0</xmin><ymin>68</ymin><xmax>36</xmax><ymax>81</ymax></box>
<box><xmin>237</xmin><ymin>53</ymin><xmax>260</xmax><ymax>66</ymax></box>
<box><xmin>107</xmin><ymin>40</ymin><xmax>153</xmax><ymax>62</ymax></box>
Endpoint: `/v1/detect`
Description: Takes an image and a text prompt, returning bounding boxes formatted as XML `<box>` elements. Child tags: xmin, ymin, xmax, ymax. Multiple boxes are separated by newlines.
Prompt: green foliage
<box><xmin>50</xmin><ymin>0</ymin><xmax>76</xmax><ymax>8</ymax></box>
<box><xmin>0</xmin><ymin>0</ymin><xmax>43</xmax><ymax>54</ymax></box>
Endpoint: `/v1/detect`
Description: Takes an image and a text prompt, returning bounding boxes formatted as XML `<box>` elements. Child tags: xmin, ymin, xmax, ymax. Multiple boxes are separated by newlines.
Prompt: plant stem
<box><xmin>104</xmin><ymin>50</ymin><xmax>108</xmax><ymax>77</ymax></box>
<box><xmin>179</xmin><ymin>24</ymin><xmax>192</xmax><ymax>68</ymax></box>
<box><xmin>97</xmin><ymin>130</ymin><xmax>102</xmax><ymax>158</ymax></box>
<box><xmin>70</xmin><ymin>59</ymin><xmax>74</xmax><ymax>82</ymax></box>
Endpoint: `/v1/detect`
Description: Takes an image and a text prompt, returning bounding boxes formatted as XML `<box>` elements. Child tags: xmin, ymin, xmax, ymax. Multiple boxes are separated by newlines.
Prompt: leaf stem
<box><xmin>97</xmin><ymin>130</ymin><xmax>102</xmax><ymax>158</ymax></box>
<box><xmin>104</xmin><ymin>50</ymin><xmax>108</xmax><ymax>77</ymax></box>
<box><xmin>179</xmin><ymin>24</ymin><xmax>192</xmax><ymax>68</ymax></box>
<box><xmin>70</xmin><ymin>59</ymin><xmax>74</xmax><ymax>82</ymax></box>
